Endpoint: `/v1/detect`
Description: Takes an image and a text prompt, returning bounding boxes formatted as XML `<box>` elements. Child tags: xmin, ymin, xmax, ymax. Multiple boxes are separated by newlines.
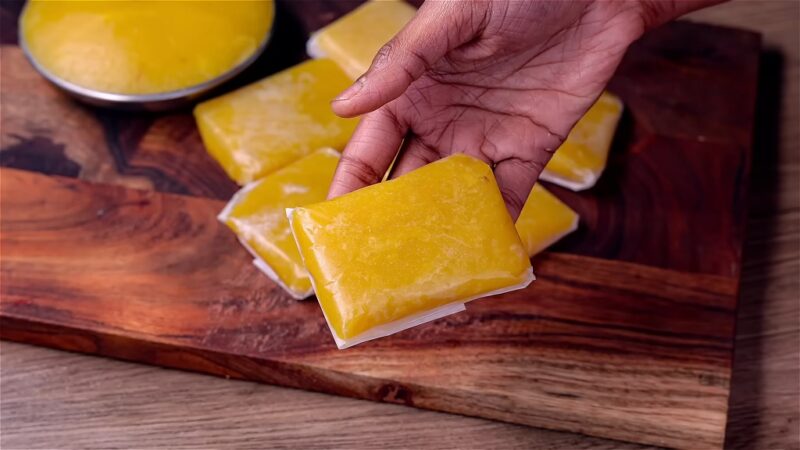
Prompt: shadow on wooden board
<box><xmin>724</xmin><ymin>47</ymin><xmax>792</xmax><ymax>449</ymax></box>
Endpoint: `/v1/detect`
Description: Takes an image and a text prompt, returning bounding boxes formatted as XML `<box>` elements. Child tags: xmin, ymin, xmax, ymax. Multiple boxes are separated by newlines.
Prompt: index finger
<box><xmin>328</xmin><ymin>108</ymin><xmax>406</xmax><ymax>199</ymax></box>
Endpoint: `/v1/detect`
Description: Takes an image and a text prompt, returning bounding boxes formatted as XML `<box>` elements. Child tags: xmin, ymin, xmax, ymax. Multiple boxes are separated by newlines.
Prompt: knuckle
<box><xmin>499</xmin><ymin>186</ymin><xmax>526</xmax><ymax>216</ymax></box>
<box><xmin>370</xmin><ymin>43</ymin><xmax>393</xmax><ymax>71</ymax></box>
<box><xmin>376</xmin><ymin>37</ymin><xmax>430</xmax><ymax>82</ymax></box>
<box><xmin>338</xmin><ymin>154</ymin><xmax>383</xmax><ymax>187</ymax></box>
<box><xmin>527</xmin><ymin>157</ymin><xmax>547</xmax><ymax>176</ymax></box>
<box><xmin>407</xmin><ymin>141</ymin><xmax>439</xmax><ymax>163</ymax></box>
<box><xmin>510</xmin><ymin>156</ymin><xmax>546</xmax><ymax>178</ymax></box>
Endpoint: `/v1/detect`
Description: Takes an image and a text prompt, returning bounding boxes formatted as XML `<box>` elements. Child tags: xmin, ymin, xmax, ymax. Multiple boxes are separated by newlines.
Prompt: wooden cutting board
<box><xmin>0</xmin><ymin>1</ymin><xmax>759</xmax><ymax>448</ymax></box>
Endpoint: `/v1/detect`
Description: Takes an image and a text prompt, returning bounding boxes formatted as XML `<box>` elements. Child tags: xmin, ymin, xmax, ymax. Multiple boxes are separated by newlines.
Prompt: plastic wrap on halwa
<box><xmin>540</xmin><ymin>91</ymin><xmax>623</xmax><ymax>191</ymax></box>
<box><xmin>219</xmin><ymin>148</ymin><xmax>339</xmax><ymax>299</ymax></box>
<box><xmin>306</xmin><ymin>0</ymin><xmax>417</xmax><ymax>80</ymax></box>
<box><xmin>194</xmin><ymin>59</ymin><xmax>357</xmax><ymax>185</ymax></box>
<box><xmin>515</xmin><ymin>184</ymin><xmax>579</xmax><ymax>257</ymax></box>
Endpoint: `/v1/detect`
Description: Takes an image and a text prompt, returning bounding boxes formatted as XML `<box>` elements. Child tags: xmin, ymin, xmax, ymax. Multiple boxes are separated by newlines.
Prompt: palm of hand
<box><xmin>330</xmin><ymin>1</ymin><xmax>646</xmax><ymax>217</ymax></box>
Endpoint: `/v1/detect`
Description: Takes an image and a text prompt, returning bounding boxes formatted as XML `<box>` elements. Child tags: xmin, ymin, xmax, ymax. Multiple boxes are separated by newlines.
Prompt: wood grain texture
<box><xmin>2</xmin><ymin>168</ymin><xmax>738</xmax><ymax>449</ymax></box>
<box><xmin>1</xmin><ymin>341</ymin><xmax>654</xmax><ymax>450</ymax></box>
<box><xmin>1</xmin><ymin>1</ymin><xmax>796</xmax><ymax>450</ymax></box>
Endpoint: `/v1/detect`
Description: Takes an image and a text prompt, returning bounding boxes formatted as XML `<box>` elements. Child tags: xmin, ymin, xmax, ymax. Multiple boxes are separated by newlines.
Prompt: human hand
<box><xmin>328</xmin><ymin>0</ymin><xmax>721</xmax><ymax>219</ymax></box>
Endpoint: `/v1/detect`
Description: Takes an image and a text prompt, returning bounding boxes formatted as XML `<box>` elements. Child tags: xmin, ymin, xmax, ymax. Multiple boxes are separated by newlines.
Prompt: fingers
<box><xmin>389</xmin><ymin>137</ymin><xmax>441</xmax><ymax>179</ymax></box>
<box><xmin>331</xmin><ymin>2</ymin><xmax>474</xmax><ymax>118</ymax></box>
<box><xmin>328</xmin><ymin>108</ymin><xmax>405</xmax><ymax>199</ymax></box>
<box><xmin>493</xmin><ymin>157</ymin><xmax>547</xmax><ymax>221</ymax></box>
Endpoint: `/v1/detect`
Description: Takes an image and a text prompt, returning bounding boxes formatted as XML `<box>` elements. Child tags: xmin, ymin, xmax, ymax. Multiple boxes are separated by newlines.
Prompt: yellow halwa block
<box><xmin>307</xmin><ymin>0</ymin><xmax>417</xmax><ymax>79</ymax></box>
<box><xmin>218</xmin><ymin>148</ymin><xmax>339</xmax><ymax>299</ymax></box>
<box><xmin>194</xmin><ymin>59</ymin><xmax>358</xmax><ymax>185</ymax></box>
<box><xmin>516</xmin><ymin>185</ymin><xmax>579</xmax><ymax>257</ymax></box>
<box><xmin>289</xmin><ymin>154</ymin><xmax>533</xmax><ymax>348</ymax></box>
<box><xmin>21</xmin><ymin>0</ymin><xmax>273</xmax><ymax>95</ymax></box>
<box><xmin>541</xmin><ymin>91</ymin><xmax>624</xmax><ymax>191</ymax></box>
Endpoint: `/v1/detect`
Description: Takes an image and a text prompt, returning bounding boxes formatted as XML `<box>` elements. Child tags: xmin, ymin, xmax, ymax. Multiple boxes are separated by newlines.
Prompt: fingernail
<box><xmin>333</xmin><ymin>75</ymin><xmax>366</xmax><ymax>102</ymax></box>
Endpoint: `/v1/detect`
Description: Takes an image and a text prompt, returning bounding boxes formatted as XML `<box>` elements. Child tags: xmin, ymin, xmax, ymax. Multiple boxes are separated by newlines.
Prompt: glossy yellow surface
<box><xmin>290</xmin><ymin>154</ymin><xmax>533</xmax><ymax>343</ymax></box>
<box><xmin>21</xmin><ymin>0</ymin><xmax>273</xmax><ymax>95</ymax></box>
<box><xmin>220</xmin><ymin>149</ymin><xmax>340</xmax><ymax>299</ymax></box>
<box><xmin>194</xmin><ymin>59</ymin><xmax>358</xmax><ymax>185</ymax></box>
<box><xmin>542</xmin><ymin>91</ymin><xmax>624</xmax><ymax>190</ymax></box>
<box><xmin>515</xmin><ymin>185</ymin><xmax>579</xmax><ymax>257</ymax></box>
<box><xmin>307</xmin><ymin>0</ymin><xmax>417</xmax><ymax>79</ymax></box>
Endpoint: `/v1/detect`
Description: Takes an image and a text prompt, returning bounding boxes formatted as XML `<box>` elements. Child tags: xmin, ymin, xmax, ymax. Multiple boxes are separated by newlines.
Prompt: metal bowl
<box><xmin>18</xmin><ymin>2</ymin><xmax>275</xmax><ymax>111</ymax></box>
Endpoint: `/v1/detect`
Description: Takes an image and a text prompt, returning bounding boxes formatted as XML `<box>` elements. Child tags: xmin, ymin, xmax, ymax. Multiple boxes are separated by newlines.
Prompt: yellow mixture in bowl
<box><xmin>20</xmin><ymin>0</ymin><xmax>274</xmax><ymax>95</ymax></box>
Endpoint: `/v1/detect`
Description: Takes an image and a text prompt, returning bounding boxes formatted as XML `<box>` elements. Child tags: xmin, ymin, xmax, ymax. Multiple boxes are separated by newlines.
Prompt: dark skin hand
<box><xmin>328</xmin><ymin>0</ymin><xmax>723</xmax><ymax>219</ymax></box>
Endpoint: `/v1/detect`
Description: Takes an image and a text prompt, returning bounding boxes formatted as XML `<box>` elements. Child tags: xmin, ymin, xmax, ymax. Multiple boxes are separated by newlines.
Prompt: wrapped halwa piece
<box><xmin>194</xmin><ymin>59</ymin><xmax>357</xmax><ymax>185</ymax></box>
<box><xmin>219</xmin><ymin>148</ymin><xmax>340</xmax><ymax>299</ymax></box>
<box><xmin>515</xmin><ymin>184</ymin><xmax>579</xmax><ymax>257</ymax></box>
<box><xmin>306</xmin><ymin>0</ymin><xmax>417</xmax><ymax>80</ymax></box>
<box><xmin>540</xmin><ymin>91</ymin><xmax>624</xmax><ymax>191</ymax></box>
<box><xmin>288</xmin><ymin>154</ymin><xmax>534</xmax><ymax>349</ymax></box>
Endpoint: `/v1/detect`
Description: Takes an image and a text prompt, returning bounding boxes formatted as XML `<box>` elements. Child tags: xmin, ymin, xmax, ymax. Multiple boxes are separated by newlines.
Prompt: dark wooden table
<box><xmin>1</xmin><ymin>1</ymin><xmax>798</xmax><ymax>449</ymax></box>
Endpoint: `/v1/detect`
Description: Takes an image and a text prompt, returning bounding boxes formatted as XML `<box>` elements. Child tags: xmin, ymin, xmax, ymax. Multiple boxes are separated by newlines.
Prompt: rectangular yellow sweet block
<box><xmin>307</xmin><ymin>0</ymin><xmax>417</xmax><ymax>80</ymax></box>
<box><xmin>289</xmin><ymin>154</ymin><xmax>533</xmax><ymax>348</ymax></box>
<box><xmin>515</xmin><ymin>184</ymin><xmax>579</xmax><ymax>257</ymax></box>
<box><xmin>541</xmin><ymin>91</ymin><xmax>623</xmax><ymax>191</ymax></box>
<box><xmin>219</xmin><ymin>148</ymin><xmax>340</xmax><ymax>299</ymax></box>
<box><xmin>194</xmin><ymin>59</ymin><xmax>358</xmax><ymax>185</ymax></box>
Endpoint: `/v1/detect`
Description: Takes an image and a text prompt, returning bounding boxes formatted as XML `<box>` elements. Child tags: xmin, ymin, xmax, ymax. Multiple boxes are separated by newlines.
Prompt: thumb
<box><xmin>331</xmin><ymin>2</ymin><xmax>476</xmax><ymax>118</ymax></box>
